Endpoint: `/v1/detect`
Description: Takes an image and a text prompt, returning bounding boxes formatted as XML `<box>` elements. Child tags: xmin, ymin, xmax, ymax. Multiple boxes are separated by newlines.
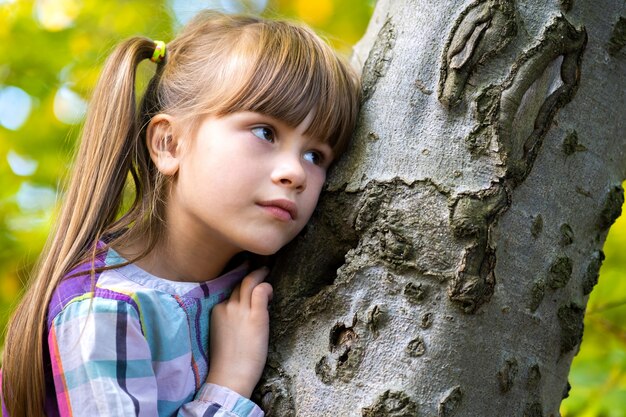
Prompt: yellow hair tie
<box><xmin>151</xmin><ymin>40</ymin><xmax>166</xmax><ymax>64</ymax></box>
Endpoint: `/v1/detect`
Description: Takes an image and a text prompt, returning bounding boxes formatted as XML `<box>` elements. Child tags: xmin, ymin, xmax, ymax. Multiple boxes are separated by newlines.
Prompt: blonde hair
<box><xmin>1</xmin><ymin>11</ymin><xmax>360</xmax><ymax>417</ymax></box>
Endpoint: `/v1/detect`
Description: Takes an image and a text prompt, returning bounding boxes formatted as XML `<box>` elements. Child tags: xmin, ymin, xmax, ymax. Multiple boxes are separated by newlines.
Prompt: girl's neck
<box><xmin>116</xmin><ymin>230</ymin><xmax>240</xmax><ymax>283</ymax></box>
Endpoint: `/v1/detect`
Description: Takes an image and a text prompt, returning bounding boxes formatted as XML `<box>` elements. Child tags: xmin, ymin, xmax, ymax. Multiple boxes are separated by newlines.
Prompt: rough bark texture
<box><xmin>255</xmin><ymin>1</ymin><xmax>626</xmax><ymax>416</ymax></box>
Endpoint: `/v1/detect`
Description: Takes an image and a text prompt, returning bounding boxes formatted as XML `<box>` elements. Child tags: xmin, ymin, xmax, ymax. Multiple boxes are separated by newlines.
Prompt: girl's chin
<box><xmin>245</xmin><ymin>239</ymin><xmax>291</xmax><ymax>257</ymax></box>
<box><xmin>248</xmin><ymin>246</ymin><xmax>281</xmax><ymax>257</ymax></box>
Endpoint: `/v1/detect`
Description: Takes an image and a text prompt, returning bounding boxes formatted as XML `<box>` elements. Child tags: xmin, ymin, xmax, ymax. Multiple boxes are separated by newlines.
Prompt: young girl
<box><xmin>1</xmin><ymin>10</ymin><xmax>360</xmax><ymax>417</ymax></box>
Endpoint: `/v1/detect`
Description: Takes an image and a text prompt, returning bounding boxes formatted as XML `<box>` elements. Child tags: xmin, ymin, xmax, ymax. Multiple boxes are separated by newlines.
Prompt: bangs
<box><xmin>211</xmin><ymin>21</ymin><xmax>360</xmax><ymax>156</ymax></box>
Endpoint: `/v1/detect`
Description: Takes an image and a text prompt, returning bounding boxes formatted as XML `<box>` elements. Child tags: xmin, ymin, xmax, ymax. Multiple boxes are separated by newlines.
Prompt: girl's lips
<box><xmin>257</xmin><ymin>199</ymin><xmax>298</xmax><ymax>221</ymax></box>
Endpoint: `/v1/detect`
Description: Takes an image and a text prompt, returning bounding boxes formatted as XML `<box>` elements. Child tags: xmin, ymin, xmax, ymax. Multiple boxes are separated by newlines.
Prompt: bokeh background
<box><xmin>0</xmin><ymin>1</ymin><xmax>623</xmax><ymax>415</ymax></box>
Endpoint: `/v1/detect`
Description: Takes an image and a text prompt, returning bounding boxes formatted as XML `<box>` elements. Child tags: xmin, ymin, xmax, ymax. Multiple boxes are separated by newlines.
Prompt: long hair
<box><xmin>1</xmin><ymin>11</ymin><xmax>360</xmax><ymax>417</ymax></box>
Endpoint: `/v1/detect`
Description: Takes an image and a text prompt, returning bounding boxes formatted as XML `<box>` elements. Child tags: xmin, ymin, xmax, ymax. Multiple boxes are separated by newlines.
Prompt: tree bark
<box><xmin>255</xmin><ymin>0</ymin><xmax>626</xmax><ymax>415</ymax></box>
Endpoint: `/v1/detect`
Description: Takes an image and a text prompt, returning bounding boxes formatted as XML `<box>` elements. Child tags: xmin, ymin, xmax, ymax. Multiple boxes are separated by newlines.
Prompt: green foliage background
<box><xmin>0</xmin><ymin>1</ymin><xmax>623</xmax><ymax>415</ymax></box>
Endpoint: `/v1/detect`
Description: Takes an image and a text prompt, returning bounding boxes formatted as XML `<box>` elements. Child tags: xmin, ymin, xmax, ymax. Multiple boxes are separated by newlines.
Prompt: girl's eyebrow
<box><xmin>250</xmin><ymin>112</ymin><xmax>287</xmax><ymax>127</ymax></box>
<box><xmin>243</xmin><ymin>112</ymin><xmax>310</xmax><ymax>135</ymax></box>
<box><xmin>235</xmin><ymin>112</ymin><xmax>281</xmax><ymax>127</ymax></box>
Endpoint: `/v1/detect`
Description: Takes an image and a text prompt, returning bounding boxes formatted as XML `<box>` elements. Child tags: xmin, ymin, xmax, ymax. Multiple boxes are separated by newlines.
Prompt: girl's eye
<box><xmin>303</xmin><ymin>150</ymin><xmax>324</xmax><ymax>166</ymax></box>
<box><xmin>251</xmin><ymin>126</ymin><xmax>275</xmax><ymax>142</ymax></box>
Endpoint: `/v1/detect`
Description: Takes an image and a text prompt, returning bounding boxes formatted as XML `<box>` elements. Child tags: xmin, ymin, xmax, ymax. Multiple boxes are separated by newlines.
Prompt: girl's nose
<box><xmin>271</xmin><ymin>154</ymin><xmax>306</xmax><ymax>191</ymax></box>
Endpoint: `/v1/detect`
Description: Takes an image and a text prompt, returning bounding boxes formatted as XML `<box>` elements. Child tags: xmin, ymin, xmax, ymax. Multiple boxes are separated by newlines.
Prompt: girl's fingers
<box><xmin>229</xmin><ymin>282</ymin><xmax>241</xmax><ymax>301</ymax></box>
<box><xmin>227</xmin><ymin>261</ymin><xmax>250</xmax><ymax>301</ymax></box>
<box><xmin>238</xmin><ymin>267</ymin><xmax>270</xmax><ymax>305</ymax></box>
<box><xmin>250</xmin><ymin>282</ymin><xmax>273</xmax><ymax>311</ymax></box>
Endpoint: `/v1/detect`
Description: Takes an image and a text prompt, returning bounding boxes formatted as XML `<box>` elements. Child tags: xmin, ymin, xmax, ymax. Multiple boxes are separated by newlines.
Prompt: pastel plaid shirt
<box><xmin>2</xmin><ymin>246</ymin><xmax>264</xmax><ymax>417</ymax></box>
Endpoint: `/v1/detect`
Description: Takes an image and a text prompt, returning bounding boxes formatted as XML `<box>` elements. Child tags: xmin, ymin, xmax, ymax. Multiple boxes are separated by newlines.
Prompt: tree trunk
<box><xmin>255</xmin><ymin>0</ymin><xmax>626</xmax><ymax>415</ymax></box>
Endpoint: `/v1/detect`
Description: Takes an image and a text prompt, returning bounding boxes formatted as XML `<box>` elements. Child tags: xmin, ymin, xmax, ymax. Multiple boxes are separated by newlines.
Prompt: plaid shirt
<box><xmin>19</xmin><ymin>246</ymin><xmax>264</xmax><ymax>417</ymax></box>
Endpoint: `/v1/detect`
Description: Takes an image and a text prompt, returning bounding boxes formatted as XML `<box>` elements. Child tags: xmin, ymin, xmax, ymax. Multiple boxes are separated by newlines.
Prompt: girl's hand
<box><xmin>206</xmin><ymin>267</ymin><xmax>273</xmax><ymax>398</ymax></box>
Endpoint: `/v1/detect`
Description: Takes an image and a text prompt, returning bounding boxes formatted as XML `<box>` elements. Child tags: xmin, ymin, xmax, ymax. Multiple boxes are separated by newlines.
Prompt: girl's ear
<box><xmin>146</xmin><ymin>114</ymin><xmax>181</xmax><ymax>176</ymax></box>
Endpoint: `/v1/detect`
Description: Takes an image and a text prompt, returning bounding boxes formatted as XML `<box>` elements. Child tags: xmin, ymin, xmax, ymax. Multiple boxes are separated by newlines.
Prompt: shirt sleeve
<box><xmin>48</xmin><ymin>297</ymin><xmax>264</xmax><ymax>417</ymax></box>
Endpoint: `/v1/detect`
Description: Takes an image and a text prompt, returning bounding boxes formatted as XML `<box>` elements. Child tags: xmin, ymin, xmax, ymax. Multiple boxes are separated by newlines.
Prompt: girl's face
<box><xmin>166</xmin><ymin>111</ymin><xmax>333</xmax><ymax>258</ymax></box>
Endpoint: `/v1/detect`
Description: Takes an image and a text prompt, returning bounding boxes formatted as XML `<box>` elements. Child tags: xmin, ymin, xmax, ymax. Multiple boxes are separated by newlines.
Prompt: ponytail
<box><xmin>1</xmin><ymin>37</ymin><xmax>162</xmax><ymax>417</ymax></box>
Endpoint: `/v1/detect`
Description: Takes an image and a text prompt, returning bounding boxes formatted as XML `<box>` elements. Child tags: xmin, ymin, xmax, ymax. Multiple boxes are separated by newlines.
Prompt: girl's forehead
<box><xmin>268</xmin><ymin>110</ymin><xmax>316</xmax><ymax>136</ymax></box>
<box><xmin>297</xmin><ymin>111</ymin><xmax>315</xmax><ymax>133</ymax></box>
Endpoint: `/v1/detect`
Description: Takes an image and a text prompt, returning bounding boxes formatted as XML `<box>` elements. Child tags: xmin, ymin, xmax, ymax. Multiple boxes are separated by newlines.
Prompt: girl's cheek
<box><xmin>310</xmin><ymin>166</ymin><xmax>327</xmax><ymax>184</ymax></box>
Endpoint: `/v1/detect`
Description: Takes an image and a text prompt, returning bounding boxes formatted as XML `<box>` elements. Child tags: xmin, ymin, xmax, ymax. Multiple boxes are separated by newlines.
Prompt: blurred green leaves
<box><xmin>0</xmin><ymin>0</ymin><xmax>174</xmax><ymax>348</ymax></box>
<box><xmin>561</xmin><ymin>181</ymin><xmax>626</xmax><ymax>417</ymax></box>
